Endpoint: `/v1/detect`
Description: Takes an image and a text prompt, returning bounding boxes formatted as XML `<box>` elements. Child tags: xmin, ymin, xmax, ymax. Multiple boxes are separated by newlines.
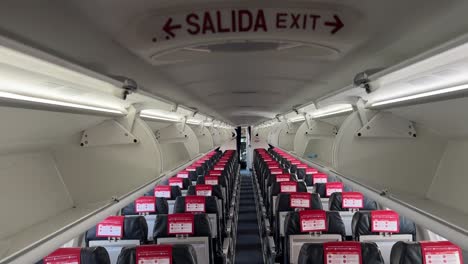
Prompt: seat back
<box><xmin>121</xmin><ymin>197</ymin><xmax>169</xmax><ymax>241</ymax></box>
<box><xmin>174</xmin><ymin>196</ymin><xmax>221</xmax><ymax>239</ymax></box>
<box><xmin>285</xmin><ymin>211</ymin><xmax>346</xmax><ymax>264</ymax></box>
<box><xmin>329</xmin><ymin>192</ymin><xmax>378</xmax><ymax>236</ymax></box>
<box><xmin>152</xmin><ymin>185</ymin><xmax>182</xmax><ymax>213</ymax></box>
<box><xmin>187</xmin><ymin>184</ymin><xmax>225</xmax><ymax>219</ymax></box>
<box><xmin>270</xmin><ymin>181</ymin><xmax>307</xmax><ymax>219</ymax></box>
<box><xmin>275</xmin><ymin>193</ymin><xmax>322</xmax><ymax>237</ymax></box>
<box><xmin>116</xmin><ymin>244</ymin><xmax>197</xmax><ymax>264</ymax></box>
<box><xmin>38</xmin><ymin>247</ymin><xmax>110</xmax><ymax>264</ymax></box>
<box><xmin>153</xmin><ymin>214</ymin><xmax>213</xmax><ymax>264</ymax></box>
<box><xmin>167</xmin><ymin>177</ymin><xmax>192</xmax><ymax>196</ymax></box>
<box><xmin>314</xmin><ymin>182</ymin><xmax>351</xmax><ymax>211</ymax></box>
<box><xmin>86</xmin><ymin>216</ymin><xmax>148</xmax><ymax>264</ymax></box>
<box><xmin>390</xmin><ymin>241</ymin><xmax>464</xmax><ymax>264</ymax></box>
<box><xmin>352</xmin><ymin>211</ymin><xmax>416</xmax><ymax>263</ymax></box>
<box><xmin>297</xmin><ymin>241</ymin><xmax>385</xmax><ymax>264</ymax></box>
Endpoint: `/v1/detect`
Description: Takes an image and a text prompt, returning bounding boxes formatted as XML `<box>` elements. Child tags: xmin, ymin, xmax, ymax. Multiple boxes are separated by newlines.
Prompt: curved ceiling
<box><xmin>1</xmin><ymin>0</ymin><xmax>468</xmax><ymax>125</ymax></box>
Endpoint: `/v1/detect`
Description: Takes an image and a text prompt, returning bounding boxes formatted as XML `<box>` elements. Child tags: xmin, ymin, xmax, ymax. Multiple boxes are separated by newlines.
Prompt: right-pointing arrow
<box><xmin>324</xmin><ymin>15</ymin><xmax>344</xmax><ymax>35</ymax></box>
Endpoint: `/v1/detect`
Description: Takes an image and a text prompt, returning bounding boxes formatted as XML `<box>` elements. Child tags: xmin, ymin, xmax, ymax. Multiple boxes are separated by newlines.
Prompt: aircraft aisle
<box><xmin>234</xmin><ymin>170</ymin><xmax>264</xmax><ymax>264</ymax></box>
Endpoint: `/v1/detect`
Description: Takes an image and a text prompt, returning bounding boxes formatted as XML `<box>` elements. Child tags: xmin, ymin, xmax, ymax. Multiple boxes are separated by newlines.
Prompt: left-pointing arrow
<box><xmin>324</xmin><ymin>15</ymin><xmax>344</xmax><ymax>35</ymax></box>
<box><xmin>163</xmin><ymin>18</ymin><xmax>182</xmax><ymax>39</ymax></box>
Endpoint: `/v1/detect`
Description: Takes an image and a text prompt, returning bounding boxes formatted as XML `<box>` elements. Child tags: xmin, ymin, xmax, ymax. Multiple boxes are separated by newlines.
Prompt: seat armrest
<box><xmin>223</xmin><ymin>237</ymin><xmax>231</xmax><ymax>256</ymax></box>
<box><xmin>267</xmin><ymin>236</ymin><xmax>276</xmax><ymax>255</ymax></box>
<box><xmin>226</xmin><ymin>219</ymin><xmax>232</xmax><ymax>234</ymax></box>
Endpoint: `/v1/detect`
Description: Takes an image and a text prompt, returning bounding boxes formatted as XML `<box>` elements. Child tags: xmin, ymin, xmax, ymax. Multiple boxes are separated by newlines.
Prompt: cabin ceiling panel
<box><xmin>62</xmin><ymin>0</ymin><xmax>468</xmax><ymax>124</ymax></box>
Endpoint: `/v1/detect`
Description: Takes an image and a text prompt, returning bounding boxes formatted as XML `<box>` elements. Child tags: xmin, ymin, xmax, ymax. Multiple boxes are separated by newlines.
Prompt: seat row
<box><xmin>39</xmin><ymin>149</ymin><xmax>241</xmax><ymax>264</ymax></box>
<box><xmin>253</xmin><ymin>147</ymin><xmax>454</xmax><ymax>264</ymax></box>
<box><xmin>39</xmin><ymin>240</ymin><xmax>464</xmax><ymax>264</ymax></box>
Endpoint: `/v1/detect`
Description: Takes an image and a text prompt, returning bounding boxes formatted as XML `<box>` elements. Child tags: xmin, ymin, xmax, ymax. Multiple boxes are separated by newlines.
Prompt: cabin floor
<box><xmin>234</xmin><ymin>170</ymin><xmax>264</xmax><ymax>264</ymax></box>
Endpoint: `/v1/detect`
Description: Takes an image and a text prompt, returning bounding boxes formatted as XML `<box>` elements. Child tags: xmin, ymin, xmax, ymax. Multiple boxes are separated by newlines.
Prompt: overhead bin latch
<box><xmin>112</xmin><ymin>76</ymin><xmax>138</xmax><ymax>100</ymax></box>
<box><xmin>353</xmin><ymin>68</ymin><xmax>384</xmax><ymax>94</ymax></box>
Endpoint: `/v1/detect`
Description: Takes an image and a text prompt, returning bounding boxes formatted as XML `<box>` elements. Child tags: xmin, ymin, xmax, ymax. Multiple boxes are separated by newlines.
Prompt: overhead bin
<box><xmin>189</xmin><ymin>125</ymin><xmax>215</xmax><ymax>153</ymax></box>
<box><xmin>265</xmin><ymin>122</ymin><xmax>301</xmax><ymax>151</ymax></box>
<box><xmin>143</xmin><ymin>118</ymin><xmax>199</xmax><ymax>171</ymax></box>
<box><xmin>293</xmin><ymin>117</ymin><xmax>343</xmax><ymax>165</ymax></box>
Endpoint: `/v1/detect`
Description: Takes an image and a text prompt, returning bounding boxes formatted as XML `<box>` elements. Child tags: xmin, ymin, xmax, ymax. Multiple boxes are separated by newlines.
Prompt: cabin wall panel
<box><xmin>334</xmin><ymin>112</ymin><xmax>446</xmax><ymax>196</ymax></box>
<box><xmin>427</xmin><ymin>139</ymin><xmax>468</xmax><ymax>214</ymax></box>
<box><xmin>0</xmin><ymin>151</ymin><xmax>73</xmax><ymax>239</ymax></box>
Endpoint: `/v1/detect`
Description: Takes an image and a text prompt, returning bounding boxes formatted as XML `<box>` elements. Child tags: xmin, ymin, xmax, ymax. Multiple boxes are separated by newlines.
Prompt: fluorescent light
<box><xmin>186</xmin><ymin>118</ymin><xmax>202</xmax><ymax>125</ymax></box>
<box><xmin>0</xmin><ymin>91</ymin><xmax>124</xmax><ymax>114</ymax></box>
<box><xmin>370</xmin><ymin>83</ymin><xmax>468</xmax><ymax>107</ymax></box>
<box><xmin>311</xmin><ymin>104</ymin><xmax>353</xmax><ymax>119</ymax></box>
<box><xmin>0</xmin><ymin>38</ymin><xmax>128</xmax><ymax>115</ymax></box>
<box><xmin>140</xmin><ymin>109</ymin><xmax>182</xmax><ymax>122</ymax></box>
<box><xmin>289</xmin><ymin>115</ymin><xmax>305</xmax><ymax>123</ymax></box>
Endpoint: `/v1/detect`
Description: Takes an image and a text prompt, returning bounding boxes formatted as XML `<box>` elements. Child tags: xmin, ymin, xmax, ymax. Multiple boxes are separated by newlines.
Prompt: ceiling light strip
<box><xmin>312</xmin><ymin>107</ymin><xmax>354</xmax><ymax>119</ymax></box>
<box><xmin>0</xmin><ymin>91</ymin><xmax>125</xmax><ymax>116</ymax></box>
<box><xmin>370</xmin><ymin>84</ymin><xmax>468</xmax><ymax>108</ymax></box>
<box><xmin>140</xmin><ymin>114</ymin><xmax>181</xmax><ymax>122</ymax></box>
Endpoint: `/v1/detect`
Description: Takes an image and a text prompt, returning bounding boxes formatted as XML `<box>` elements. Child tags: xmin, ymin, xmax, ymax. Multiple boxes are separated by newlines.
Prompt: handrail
<box><xmin>0</xmin><ymin>147</ymin><xmax>219</xmax><ymax>264</ymax></box>
<box><xmin>272</xmin><ymin>146</ymin><xmax>468</xmax><ymax>251</ymax></box>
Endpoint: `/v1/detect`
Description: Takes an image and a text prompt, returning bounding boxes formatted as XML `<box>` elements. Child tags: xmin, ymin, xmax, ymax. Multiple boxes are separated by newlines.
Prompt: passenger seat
<box><xmin>85</xmin><ymin>216</ymin><xmax>148</xmax><ymax>264</ymax></box>
<box><xmin>121</xmin><ymin>196</ymin><xmax>168</xmax><ymax>241</ymax></box>
<box><xmin>390</xmin><ymin>241</ymin><xmax>463</xmax><ymax>264</ymax></box>
<box><xmin>38</xmin><ymin>247</ymin><xmax>110</xmax><ymax>264</ymax></box>
<box><xmin>297</xmin><ymin>241</ymin><xmax>385</xmax><ymax>264</ymax></box>
<box><xmin>328</xmin><ymin>192</ymin><xmax>378</xmax><ymax>236</ymax></box>
<box><xmin>152</xmin><ymin>185</ymin><xmax>182</xmax><ymax>213</ymax></box>
<box><xmin>117</xmin><ymin>244</ymin><xmax>197</xmax><ymax>264</ymax></box>
<box><xmin>153</xmin><ymin>213</ymin><xmax>214</xmax><ymax>264</ymax></box>
<box><xmin>284</xmin><ymin>211</ymin><xmax>346</xmax><ymax>264</ymax></box>
<box><xmin>352</xmin><ymin>210</ymin><xmax>416</xmax><ymax>263</ymax></box>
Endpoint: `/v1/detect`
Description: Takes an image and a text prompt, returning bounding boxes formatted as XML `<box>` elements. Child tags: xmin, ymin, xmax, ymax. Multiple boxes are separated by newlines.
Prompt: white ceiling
<box><xmin>1</xmin><ymin>0</ymin><xmax>468</xmax><ymax>125</ymax></box>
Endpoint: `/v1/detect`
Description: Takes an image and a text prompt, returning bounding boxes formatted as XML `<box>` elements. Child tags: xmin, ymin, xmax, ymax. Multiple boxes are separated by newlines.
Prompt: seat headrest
<box><xmin>267</xmin><ymin>173</ymin><xmax>295</xmax><ymax>186</ymax></box>
<box><xmin>85</xmin><ymin>216</ymin><xmax>148</xmax><ymax>244</ymax></box>
<box><xmin>284</xmin><ymin>211</ymin><xmax>346</xmax><ymax>237</ymax></box>
<box><xmin>146</xmin><ymin>186</ymin><xmax>182</xmax><ymax>199</ymax></box>
<box><xmin>37</xmin><ymin>247</ymin><xmax>110</xmax><ymax>264</ymax></box>
<box><xmin>152</xmin><ymin>214</ymin><xmax>212</xmax><ymax>239</ymax></box>
<box><xmin>116</xmin><ymin>244</ymin><xmax>197</xmax><ymax>264</ymax></box>
<box><xmin>390</xmin><ymin>241</ymin><xmax>423</xmax><ymax>264</ymax></box>
<box><xmin>351</xmin><ymin>211</ymin><xmax>416</xmax><ymax>239</ymax></box>
<box><xmin>188</xmin><ymin>171</ymin><xmax>199</xmax><ymax>181</ymax></box>
<box><xmin>163</xmin><ymin>178</ymin><xmax>191</xmax><ymax>190</ymax></box>
<box><xmin>271</xmin><ymin>181</ymin><xmax>307</xmax><ymax>196</ymax></box>
<box><xmin>121</xmin><ymin>197</ymin><xmax>169</xmax><ymax>215</ymax></box>
<box><xmin>296</xmin><ymin>168</ymin><xmax>306</xmax><ymax>180</ymax></box>
<box><xmin>329</xmin><ymin>193</ymin><xmax>378</xmax><ymax>211</ymax></box>
<box><xmin>314</xmin><ymin>183</ymin><xmax>326</xmax><ymax>197</ymax></box>
<box><xmin>196</xmin><ymin>175</ymin><xmax>227</xmax><ymax>186</ymax></box>
<box><xmin>297</xmin><ymin>242</ymin><xmax>385</xmax><ymax>264</ymax></box>
<box><xmin>173</xmin><ymin>196</ymin><xmax>219</xmax><ymax>214</ymax></box>
<box><xmin>187</xmin><ymin>185</ymin><xmax>223</xmax><ymax>200</ymax></box>
<box><xmin>276</xmin><ymin>193</ymin><xmax>322</xmax><ymax>213</ymax></box>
